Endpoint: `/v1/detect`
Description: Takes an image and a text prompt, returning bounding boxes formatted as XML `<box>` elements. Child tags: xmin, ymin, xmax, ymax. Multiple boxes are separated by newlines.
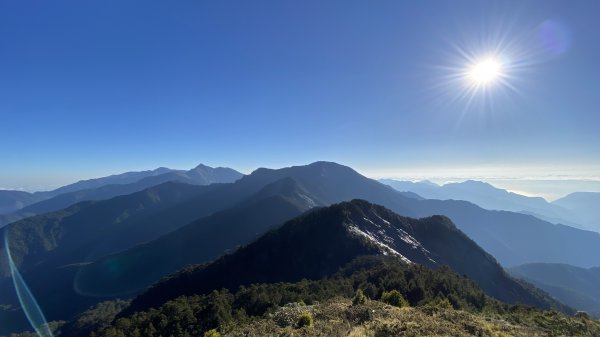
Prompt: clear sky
<box><xmin>1</xmin><ymin>0</ymin><xmax>599</xmax><ymax>198</ymax></box>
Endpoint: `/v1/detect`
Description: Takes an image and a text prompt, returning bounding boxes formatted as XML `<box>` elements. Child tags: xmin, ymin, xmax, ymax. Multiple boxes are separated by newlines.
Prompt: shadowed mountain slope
<box><xmin>73</xmin><ymin>177</ymin><xmax>320</xmax><ymax>298</ymax></box>
<box><xmin>510</xmin><ymin>263</ymin><xmax>600</xmax><ymax>316</ymax></box>
<box><xmin>125</xmin><ymin>200</ymin><xmax>561</xmax><ymax>315</ymax></box>
<box><xmin>0</xmin><ymin>164</ymin><xmax>243</xmax><ymax>227</ymax></box>
<box><xmin>2</xmin><ymin>161</ymin><xmax>594</xmax><ymax>335</ymax></box>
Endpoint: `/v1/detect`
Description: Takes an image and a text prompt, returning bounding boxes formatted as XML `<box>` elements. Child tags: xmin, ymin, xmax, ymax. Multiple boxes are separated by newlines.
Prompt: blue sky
<box><xmin>1</xmin><ymin>0</ymin><xmax>599</xmax><ymax>198</ymax></box>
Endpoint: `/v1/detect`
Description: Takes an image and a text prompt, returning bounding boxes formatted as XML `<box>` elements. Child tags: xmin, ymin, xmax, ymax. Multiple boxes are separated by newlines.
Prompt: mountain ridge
<box><xmin>72</xmin><ymin>177</ymin><xmax>319</xmax><ymax>298</ymax></box>
<box><xmin>380</xmin><ymin>178</ymin><xmax>586</xmax><ymax>230</ymax></box>
<box><xmin>0</xmin><ymin>164</ymin><xmax>243</xmax><ymax>227</ymax></box>
<box><xmin>1</xmin><ymin>161</ymin><xmax>595</xmax><ymax>335</ymax></box>
<box><xmin>553</xmin><ymin>192</ymin><xmax>600</xmax><ymax>232</ymax></box>
<box><xmin>124</xmin><ymin>199</ymin><xmax>561</xmax><ymax>316</ymax></box>
<box><xmin>510</xmin><ymin>262</ymin><xmax>600</xmax><ymax>316</ymax></box>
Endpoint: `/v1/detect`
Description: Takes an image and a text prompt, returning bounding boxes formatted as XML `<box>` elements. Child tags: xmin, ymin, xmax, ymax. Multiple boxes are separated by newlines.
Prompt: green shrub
<box><xmin>381</xmin><ymin>290</ymin><xmax>409</xmax><ymax>307</ymax></box>
<box><xmin>204</xmin><ymin>329</ymin><xmax>222</xmax><ymax>337</ymax></box>
<box><xmin>297</xmin><ymin>311</ymin><xmax>313</xmax><ymax>328</ymax></box>
<box><xmin>429</xmin><ymin>297</ymin><xmax>453</xmax><ymax>309</ymax></box>
<box><xmin>352</xmin><ymin>289</ymin><xmax>367</xmax><ymax>305</ymax></box>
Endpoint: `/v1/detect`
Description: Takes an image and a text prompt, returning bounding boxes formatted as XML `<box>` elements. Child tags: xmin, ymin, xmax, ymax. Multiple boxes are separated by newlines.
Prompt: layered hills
<box><xmin>381</xmin><ymin>179</ymin><xmax>586</xmax><ymax>230</ymax></box>
<box><xmin>125</xmin><ymin>200</ymin><xmax>561</xmax><ymax>315</ymax></box>
<box><xmin>2</xmin><ymin>161</ymin><xmax>597</xmax><ymax>335</ymax></box>
<box><xmin>510</xmin><ymin>263</ymin><xmax>600</xmax><ymax>316</ymax></box>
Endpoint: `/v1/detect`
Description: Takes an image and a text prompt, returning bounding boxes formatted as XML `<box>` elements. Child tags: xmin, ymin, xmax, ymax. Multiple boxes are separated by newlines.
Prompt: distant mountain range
<box><xmin>0</xmin><ymin>162</ymin><xmax>422</xmax><ymax>328</ymax></box>
<box><xmin>553</xmin><ymin>192</ymin><xmax>600</xmax><ymax>232</ymax></box>
<box><xmin>0</xmin><ymin>190</ymin><xmax>40</xmax><ymax>214</ymax></box>
<box><xmin>380</xmin><ymin>179</ymin><xmax>588</xmax><ymax>230</ymax></box>
<box><xmin>123</xmin><ymin>199</ymin><xmax>560</xmax><ymax>316</ymax></box>
<box><xmin>0</xmin><ymin>161</ymin><xmax>597</xmax><ymax>334</ymax></box>
<box><xmin>0</xmin><ymin>164</ymin><xmax>243</xmax><ymax>227</ymax></box>
<box><xmin>0</xmin><ymin>167</ymin><xmax>173</xmax><ymax>213</ymax></box>
<box><xmin>510</xmin><ymin>263</ymin><xmax>600</xmax><ymax>316</ymax></box>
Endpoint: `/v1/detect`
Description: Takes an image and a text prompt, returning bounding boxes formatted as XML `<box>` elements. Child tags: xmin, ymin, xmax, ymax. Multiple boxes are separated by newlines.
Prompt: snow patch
<box><xmin>351</xmin><ymin>211</ymin><xmax>437</xmax><ymax>265</ymax></box>
<box><xmin>396</xmin><ymin>228</ymin><xmax>423</xmax><ymax>250</ymax></box>
<box><xmin>348</xmin><ymin>224</ymin><xmax>412</xmax><ymax>264</ymax></box>
<box><xmin>362</xmin><ymin>217</ymin><xmax>377</xmax><ymax>226</ymax></box>
<box><xmin>298</xmin><ymin>194</ymin><xmax>317</xmax><ymax>207</ymax></box>
<box><xmin>373</xmin><ymin>213</ymin><xmax>391</xmax><ymax>225</ymax></box>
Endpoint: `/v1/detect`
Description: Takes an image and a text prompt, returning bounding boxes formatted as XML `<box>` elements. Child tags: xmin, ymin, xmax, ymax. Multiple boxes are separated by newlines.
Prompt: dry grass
<box><xmin>223</xmin><ymin>298</ymin><xmax>600</xmax><ymax>337</ymax></box>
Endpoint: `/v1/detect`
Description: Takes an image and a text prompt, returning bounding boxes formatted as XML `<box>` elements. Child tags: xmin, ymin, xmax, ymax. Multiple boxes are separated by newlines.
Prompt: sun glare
<box><xmin>468</xmin><ymin>58</ymin><xmax>502</xmax><ymax>85</ymax></box>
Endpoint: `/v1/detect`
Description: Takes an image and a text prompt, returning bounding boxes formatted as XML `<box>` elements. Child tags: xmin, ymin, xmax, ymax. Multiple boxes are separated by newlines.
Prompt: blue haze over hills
<box><xmin>0</xmin><ymin>161</ymin><xmax>599</xmax><ymax>334</ymax></box>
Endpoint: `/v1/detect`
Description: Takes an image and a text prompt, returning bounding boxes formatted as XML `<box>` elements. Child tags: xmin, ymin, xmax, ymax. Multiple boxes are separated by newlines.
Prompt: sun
<box><xmin>433</xmin><ymin>27</ymin><xmax>536</xmax><ymax>115</ymax></box>
<box><xmin>468</xmin><ymin>58</ymin><xmax>502</xmax><ymax>85</ymax></box>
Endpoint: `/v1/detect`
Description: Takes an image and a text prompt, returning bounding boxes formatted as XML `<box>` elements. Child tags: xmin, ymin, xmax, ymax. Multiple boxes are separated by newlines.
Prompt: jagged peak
<box><xmin>191</xmin><ymin>163</ymin><xmax>213</xmax><ymax>170</ymax></box>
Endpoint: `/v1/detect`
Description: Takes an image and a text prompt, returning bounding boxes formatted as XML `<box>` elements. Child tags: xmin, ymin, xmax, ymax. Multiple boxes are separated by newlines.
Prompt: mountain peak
<box><xmin>153</xmin><ymin>167</ymin><xmax>172</xmax><ymax>173</ymax></box>
<box><xmin>250</xmin><ymin>161</ymin><xmax>353</xmax><ymax>175</ymax></box>
<box><xmin>306</xmin><ymin>160</ymin><xmax>347</xmax><ymax>168</ymax></box>
<box><xmin>420</xmin><ymin>180</ymin><xmax>439</xmax><ymax>186</ymax></box>
<box><xmin>124</xmin><ymin>199</ymin><xmax>556</xmax><ymax>315</ymax></box>
<box><xmin>191</xmin><ymin>163</ymin><xmax>212</xmax><ymax>171</ymax></box>
<box><xmin>184</xmin><ymin>164</ymin><xmax>244</xmax><ymax>184</ymax></box>
<box><xmin>238</xmin><ymin>162</ymin><xmax>391</xmax><ymax>205</ymax></box>
<box><xmin>447</xmin><ymin>180</ymin><xmax>494</xmax><ymax>188</ymax></box>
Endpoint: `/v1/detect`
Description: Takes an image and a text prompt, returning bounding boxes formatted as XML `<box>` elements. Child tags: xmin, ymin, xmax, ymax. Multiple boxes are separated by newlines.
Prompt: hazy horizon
<box><xmin>3</xmin><ymin>161</ymin><xmax>599</xmax><ymax>201</ymax></box>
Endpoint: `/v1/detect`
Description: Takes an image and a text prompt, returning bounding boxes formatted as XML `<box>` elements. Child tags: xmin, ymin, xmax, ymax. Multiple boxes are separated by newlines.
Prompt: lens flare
<box><xmin>537</xmin><ymin>20</ymin><xmax>570</xmax><ymax>57</ymax></box>
<box><xmin>4</xmin><ymin>231</ymin><xmax>54</xmax><ymax>337</ymax></box>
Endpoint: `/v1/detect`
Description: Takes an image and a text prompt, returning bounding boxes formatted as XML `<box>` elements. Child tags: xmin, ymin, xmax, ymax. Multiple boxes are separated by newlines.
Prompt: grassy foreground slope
<box><xmin>226</xmin><ymin>298</ymin><xmax>599</xmax><ymax>337</ymax></box>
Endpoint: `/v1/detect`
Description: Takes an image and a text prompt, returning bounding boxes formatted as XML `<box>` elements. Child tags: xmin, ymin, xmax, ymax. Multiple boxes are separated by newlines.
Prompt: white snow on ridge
<box><xmin>347</xmin><ymin>224</ymin><xmax>412</xmax><ymax>264</ymax></box>
<box><xmin>373</xmin><ymin>213</ymin><xmax>391</xmax><ymax>225</ymax></box>
<box><xmin>396</xmin><ymin>228</ymin><xmax>424</xmax><ymax>250</ymax></box>
<box><xmin>354</xmin><ymin>210</ymin><xmax>437</xmax><ymax>264</ymax></box>
<box><xmin>371</xmin><ymin>210</ymin><xmax>430</xmax><ymax>252</ymax></box>
<box><xmin>362</xmin><ymin>217</ymin><xmax>378</xmax><ymax>227</ymax></box>
<box><xmin>298</xmin><ymin>194</ymin><xmax>318</xmax><ymax>207</ymax></box>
